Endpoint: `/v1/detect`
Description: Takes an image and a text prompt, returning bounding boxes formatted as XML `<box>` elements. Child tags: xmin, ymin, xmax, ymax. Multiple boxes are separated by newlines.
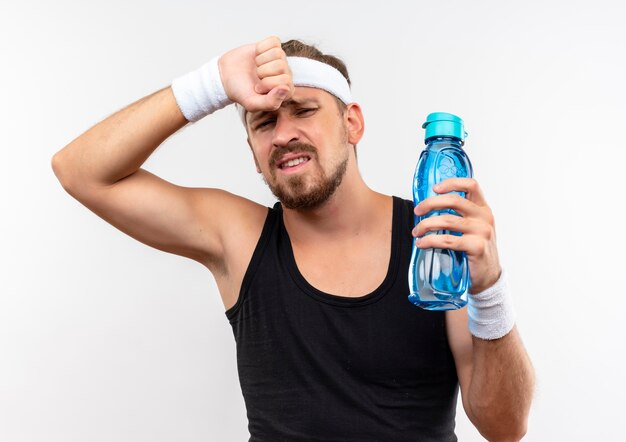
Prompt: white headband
<box><xmin>236</xmin><ymin>56</ymin><xmax>353</xmax><ymax>125</ymax></box>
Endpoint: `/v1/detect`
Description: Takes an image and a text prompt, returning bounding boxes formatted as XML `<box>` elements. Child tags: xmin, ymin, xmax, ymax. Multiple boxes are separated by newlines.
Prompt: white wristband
<box><xmin>467</xmin><ymin>268</ymin><xmax>516</xmax><ymax>340</ymax></box>
<box><xmin>171</xmin><ymin>56</ymin><xmax>233</xmax><ymax>122</ymax></box>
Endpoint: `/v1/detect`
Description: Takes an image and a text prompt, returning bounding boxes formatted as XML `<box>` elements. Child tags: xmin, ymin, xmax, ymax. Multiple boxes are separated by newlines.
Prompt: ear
<box><xmin>247</xmin><ymin>137</ymin><xmax>262</xmax><ymax>173</ymax></box>
<box><xmin>345</xmin><ymin>103</ymin><xmax>365</xmax><ymax>145</ymax></box>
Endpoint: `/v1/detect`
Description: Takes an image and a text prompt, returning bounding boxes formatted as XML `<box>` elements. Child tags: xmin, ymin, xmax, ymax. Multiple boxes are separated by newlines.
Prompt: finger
<box><xmin>413</xmin><ymin>215</ymin><xmax>494</xmax><ymax>241</ymax></box>
<box><xmin>414</xmin><ymin>194</ymin><xmax>481</xmax><ymax>218</ymax></box>
<box><xmin>256</xmin><ymin>35</ymin><xmax>282</xmax><ymax>56</ymax></box>
<box><xmin>254</xmin><ymin>73</ymin><xmax>293</xmax><ymax>95</ymax></box>
<box><xmin>255</xmin><ymin>47</ymin><xmax>286</xmax><ymax>67</ymax></box>
<box><xmin>434</xmin><ymin>178</ymin><xmax>488</xmax><ymax>207</ymax></box>
<box><xmin>415</xmin><ymin>233</ymin><xmax>485</xmax><ymax>256</ymax></box>
<box><xmin>245</xmin><ymin>86</ymin><xmax>290</xmax><ymax>112</ymax></box>
<box><xmin>256</xmin><ymin>59</ymin><xmax>290</xmax><ymax>80</ymax></box>
<box><xmin>412</xmin><ymin>214</ymin><xmax>479</xmax><ymax>238</ymax></box>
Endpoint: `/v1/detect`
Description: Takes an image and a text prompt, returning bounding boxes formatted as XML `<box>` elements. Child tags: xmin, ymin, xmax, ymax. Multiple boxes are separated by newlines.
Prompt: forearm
<box><xmin>52</xmin><ymin>86</ymin><xmax>188</xmax><ymax>188</ymax></box>
<box><xmin>467</xmin><ymin>326</ymin><xmax>535</xmax><ymax>441</ymax></box>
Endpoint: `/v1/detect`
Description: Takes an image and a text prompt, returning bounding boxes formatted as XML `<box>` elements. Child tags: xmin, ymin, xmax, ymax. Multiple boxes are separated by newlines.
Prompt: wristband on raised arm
<box><xmin>171</xmin><ymin>56</ymin><xmax>232</xmax><ymax>122</ymax></box>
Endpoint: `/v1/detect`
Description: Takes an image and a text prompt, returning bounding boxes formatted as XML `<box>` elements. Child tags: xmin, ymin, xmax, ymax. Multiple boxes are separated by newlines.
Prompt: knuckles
<box><xmin>467</xmin><ymin>177</ymin><xmax>479</xmax><ymax>190</ymax></box>
<box><xmin>271</xmin><ymin>46</ymin><xmax>286</xmax><ymax>59</ymax></box>
<box><xmin>255</xmin><ymin>47</ymin><xmax>286</xmax><ymax>65</ymax></box>
<box><xmin>257</xmin><ymin>35</ymin><xmax>281</xmax><ymax>51</ymax></box>
<box><xmin>440</xmin><ymin>235</ymin><xmax>456</xmax><ymax>248</ymax></box>
<box><xmin>474</xmin><ymin>238</ymin><xmax>486</xmax><ymax>256</ymax></box>
<box><xmin>450</xmin><ymin>193</ymin><xmax>466</xmax><ymax>205</ymax></box>
<box><xmin>483</xmin><ymin>224</ymin><xmax>495</xmax><ymax>241</ymax></box>
<box><xmin>482</xmin><ymin>207</ymin><xmax>495</xmax><ymax>227</ymax></box>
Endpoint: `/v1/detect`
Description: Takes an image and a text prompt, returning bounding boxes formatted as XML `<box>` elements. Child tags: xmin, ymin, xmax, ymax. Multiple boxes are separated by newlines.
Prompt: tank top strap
<box><xmin>224</xmin><ymin>204</ymin><xmax>278</xmax><ymax>320</ymax></box>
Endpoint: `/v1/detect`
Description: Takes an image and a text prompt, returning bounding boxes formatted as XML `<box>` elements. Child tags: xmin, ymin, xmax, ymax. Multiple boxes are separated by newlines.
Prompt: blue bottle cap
<box><xmin>422</xmin><ymin>112</ymin><xmax>468</xmax><ymax>143</ymax></box>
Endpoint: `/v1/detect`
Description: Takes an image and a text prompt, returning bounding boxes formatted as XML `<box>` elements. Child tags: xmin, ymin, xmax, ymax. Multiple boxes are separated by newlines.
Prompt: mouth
<box><xmin>276</xmin><ymin>154</ymin><xmax>312</xmax><ymax>173</ymax></box>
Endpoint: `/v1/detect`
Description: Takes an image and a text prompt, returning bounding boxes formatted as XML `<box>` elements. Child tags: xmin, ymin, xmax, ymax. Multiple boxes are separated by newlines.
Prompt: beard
<box><xmin>262</xmin><ymin>141</ymin><xmax>349</xmax><ymax>210</ymax></box>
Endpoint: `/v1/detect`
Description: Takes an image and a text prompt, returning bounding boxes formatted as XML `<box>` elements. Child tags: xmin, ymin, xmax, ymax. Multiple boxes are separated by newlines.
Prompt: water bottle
<box><xmin>408</xmin><ymin>112</ymin><xmax>474</xmax><ymax>310</ymax></box>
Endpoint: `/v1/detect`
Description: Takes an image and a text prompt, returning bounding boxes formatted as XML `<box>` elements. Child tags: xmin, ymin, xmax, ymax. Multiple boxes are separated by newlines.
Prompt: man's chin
<box><xmin>267</xmin><ymin>155</ymin><xmax>348</xmax><ymax>210</ymax></box>
<box><xmin>280</xmin><ymin>196</ymin><xmax>328</xmax><ymax>210</ymax></box>
<box><xmin>272</xmin><ymin>188</ymin><xmax>327</xmax><ymax>210</ymax></box>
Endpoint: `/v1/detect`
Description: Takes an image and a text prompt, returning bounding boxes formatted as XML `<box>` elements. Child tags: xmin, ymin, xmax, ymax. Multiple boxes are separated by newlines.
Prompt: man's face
<box><xmin>246</xmin><ymin>87</ymin><xmax>351</xmax><ymax>210</ymax></box>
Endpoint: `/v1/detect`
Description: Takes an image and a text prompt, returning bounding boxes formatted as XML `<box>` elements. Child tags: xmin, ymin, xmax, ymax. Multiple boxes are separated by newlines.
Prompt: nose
<box><xmin>271</xmin><ymin>113</ymin><xmax>299</xmax><ymax>148</ymax></box>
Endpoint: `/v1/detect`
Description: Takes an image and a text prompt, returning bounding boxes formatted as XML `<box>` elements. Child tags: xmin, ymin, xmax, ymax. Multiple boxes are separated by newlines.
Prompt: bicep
<box><xmin>68</xmin><ymin>168</ymin><xmax>226</xmax><ymax>265</ymax></box>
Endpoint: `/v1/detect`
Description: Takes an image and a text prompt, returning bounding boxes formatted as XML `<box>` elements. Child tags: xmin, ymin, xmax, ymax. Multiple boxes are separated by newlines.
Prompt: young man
<box><xmin>52</xmin><ymin>36</ymin><xmax>534</xmax><ymax>441</ymax></box>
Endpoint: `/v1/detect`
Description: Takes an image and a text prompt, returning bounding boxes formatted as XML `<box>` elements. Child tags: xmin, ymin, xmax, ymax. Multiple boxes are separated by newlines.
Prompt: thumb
<box><xmin>247</xmin><ymin>86</ymin><xmax>289</xmax><ymax>111</ymax></box>
<box><xmin>267</xmin><ymin>86</ymin><xmax>290</xmax><ymax>107</ymax></box>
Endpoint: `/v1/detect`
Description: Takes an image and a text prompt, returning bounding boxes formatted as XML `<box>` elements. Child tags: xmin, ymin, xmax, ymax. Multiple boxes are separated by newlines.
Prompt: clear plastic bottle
<box><xmin>408</xmin><ymin>112</ymin><xmax>474</xmax><ymax>310</ymax></box>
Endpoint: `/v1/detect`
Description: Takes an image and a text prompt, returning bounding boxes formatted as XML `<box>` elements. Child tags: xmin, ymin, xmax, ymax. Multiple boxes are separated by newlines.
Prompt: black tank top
<box><xmin>225</xmin><ymin>196</ymin><xmax>459</xmax><ymax>441</ymax></box>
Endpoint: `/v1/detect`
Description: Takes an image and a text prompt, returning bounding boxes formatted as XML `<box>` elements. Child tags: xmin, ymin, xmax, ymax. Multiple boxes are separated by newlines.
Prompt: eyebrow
<box><xmin>248</xmin><ymin>98</ymin><xmax>319</xmax><ymax>125</ymax></box>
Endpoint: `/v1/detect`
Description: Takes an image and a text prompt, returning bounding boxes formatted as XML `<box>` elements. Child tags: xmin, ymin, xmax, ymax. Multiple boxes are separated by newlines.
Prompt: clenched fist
<box><xmin>219</xmin><ymin>36</ymin><xmax>295</xmax><ymax>113</ymax></box>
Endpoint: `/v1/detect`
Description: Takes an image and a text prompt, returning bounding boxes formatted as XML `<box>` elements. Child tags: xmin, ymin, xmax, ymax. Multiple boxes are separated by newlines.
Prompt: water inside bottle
<box><xmin>408</xmin><ymin>139</ymin><xmax>472</xmax><ymax>310</ymax></box>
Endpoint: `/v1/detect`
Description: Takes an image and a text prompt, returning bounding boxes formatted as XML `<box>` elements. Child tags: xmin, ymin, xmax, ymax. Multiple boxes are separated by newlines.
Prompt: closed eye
<box><xmin>296</xmin><ymin>108</ymin><xmax>317</xmax><ymax>116</ymax></box>
<box><xmin>254</xmin><ymin>108</ymin><xmax>317</xmax><ymax>131</ymax></box>
<box><xmin>255</xmin><ymin>119</ymin><xmax>275</xmax><ymax>130</ymax></box>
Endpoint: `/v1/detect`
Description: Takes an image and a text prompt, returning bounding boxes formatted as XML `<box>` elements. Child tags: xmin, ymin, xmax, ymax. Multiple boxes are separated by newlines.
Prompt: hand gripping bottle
<box><xmin>408</xmin><ymin>112</ymin><xmax>474</xmax><ymax>310</ymax></box>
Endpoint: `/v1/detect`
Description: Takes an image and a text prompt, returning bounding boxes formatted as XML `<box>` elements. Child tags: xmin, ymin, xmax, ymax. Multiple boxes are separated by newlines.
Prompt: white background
<box><xmin>1</xmin><ymin>1</ymin><xmax>625</xmax><ymax>440</ymax></box>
